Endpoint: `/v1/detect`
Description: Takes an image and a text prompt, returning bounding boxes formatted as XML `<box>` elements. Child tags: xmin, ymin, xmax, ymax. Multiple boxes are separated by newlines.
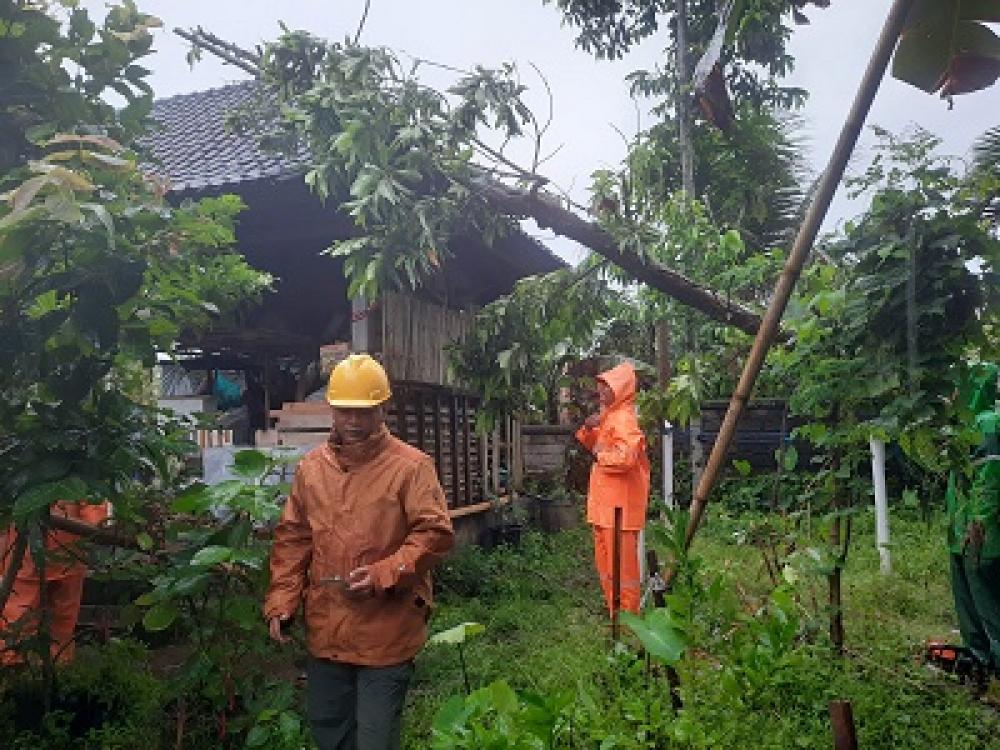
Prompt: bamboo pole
<box><xmin>675</xmin><ymin>0</ymin><xmax>916</xmax><ymax>560</ymax></box>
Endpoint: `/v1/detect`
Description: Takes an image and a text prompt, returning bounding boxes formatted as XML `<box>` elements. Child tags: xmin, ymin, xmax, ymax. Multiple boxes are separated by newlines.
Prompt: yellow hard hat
<box><xmin>325</xmin><ymin>353</ymin><xmax>392</xmax><ymax>407</ymax></box>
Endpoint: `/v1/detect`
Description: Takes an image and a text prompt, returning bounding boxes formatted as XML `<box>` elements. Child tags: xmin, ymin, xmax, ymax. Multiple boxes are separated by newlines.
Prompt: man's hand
<box><xmin>268</xmin><ymin>614</ymin><xmax>291</xmax><ymax>644</ymax></box>
<box><xmin>347</xmin><ymin>565</ymin><xmax>376</xmax><ymax>598</ymax></box>
<box><xmin>584</xmin><ymin>413</ymin><xmax>601</xmax><ymax>429</ymax></box>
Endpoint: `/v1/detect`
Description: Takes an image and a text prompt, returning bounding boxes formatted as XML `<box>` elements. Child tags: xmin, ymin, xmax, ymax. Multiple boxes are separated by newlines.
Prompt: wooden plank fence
<box><xmin>519</xmin><ymin>399</ymin><xmax>805</xmax><ymax>478</ymax></box>
<box><xmin>381</xmin><ymin>292</ymin><xmax>473</xmax><ymax>386</ymax></box>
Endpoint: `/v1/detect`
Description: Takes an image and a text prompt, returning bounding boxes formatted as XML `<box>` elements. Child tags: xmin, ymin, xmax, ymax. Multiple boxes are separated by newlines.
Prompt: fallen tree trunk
<box><xmin>468</xmin><ymin>177</ymin><xmax>767</xmax><ymax>336</ymax></box>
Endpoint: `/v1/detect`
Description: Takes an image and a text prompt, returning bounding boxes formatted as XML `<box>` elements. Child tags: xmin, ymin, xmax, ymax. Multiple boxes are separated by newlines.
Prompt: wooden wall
<box><xmin>380</xmin><ymin>292</ymin><xmax>473</xmax><ymax>387</ymax></box>
<box><xmin>521</xmin><ymin>425</ymin><xmax>573</xmax><ymax>478</ymax></box>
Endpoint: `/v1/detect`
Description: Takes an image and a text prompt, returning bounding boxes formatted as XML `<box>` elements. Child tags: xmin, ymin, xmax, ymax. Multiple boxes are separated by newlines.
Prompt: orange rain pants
<box><xmin>1</xmin><ymin>501</ymin><xmax>108</xmax><ymax>665</ymax></box>
<box><xmin>593</xmin><ymin>527</ymin><xmax>642</xmax><ymax>615</ymax></box>
<box><xmin>576</xmin><ymin>362</ymin><xmax>650</xmax><ymax>619</ymax></box>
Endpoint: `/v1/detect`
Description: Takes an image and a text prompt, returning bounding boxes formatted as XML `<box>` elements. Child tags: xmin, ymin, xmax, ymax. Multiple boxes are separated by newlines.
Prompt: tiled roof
<box><xmin>146</xmin><ymin>81</ymin><xmax>566</xmax><ymax>272</ymax></box>
<box><xmin>146</xmin><ymin>80</ymin><xmax>303</xmax><ymax>193</ymax></box>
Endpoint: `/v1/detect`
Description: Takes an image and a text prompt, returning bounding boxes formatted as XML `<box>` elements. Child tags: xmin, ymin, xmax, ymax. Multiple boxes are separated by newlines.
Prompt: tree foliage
<box><xmin>548</xmin><ymin>0</ymin><xmax>828</xmax><ymax>109</ymax></box>
<box><xmin>774</xmin><ymin>127</ymin><xmax>1000</xmax><ymax>481</ymax></box>
<box><xmin>448</xmin><ymin>268</ymin><xmax>613</xmax><ymax>431</ymax></box>
<box><xmin>239</xmin><ymin>31</ymin><xmax>536</xmax><ymax>301</ymax></box>
<box><xmin>892</xmin><ymin>0</ymin><xmax>1000</xmax><ymax>98</ymax></box>
<box><xmin>0</xmin><ymin>1</ymin><xmax>270</xmax><ymax>538</ymax></box>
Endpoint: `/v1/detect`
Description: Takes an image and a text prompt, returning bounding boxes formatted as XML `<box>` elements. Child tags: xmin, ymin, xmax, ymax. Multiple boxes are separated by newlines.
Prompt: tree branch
<box><xmin>354</xmin><ymin>0</ymin><xmax>373</xmax><ymax>45</ymax></box>
<box><xmin>0</xmin><ymin>533</ymin><xmax>27</xmax><ymax>617</ymax></box>
<box><xmin>174</xmin><ymin>28</ymin><xmax>261</xmax><ymax>76</ymax></box>
<box><xmin>47</xmin><ymin>515</ymin><xmax>141</xmax><ymax>551</ymax></box>
<box><xmin>172</xmin><ymin>26</ymin><xmax>769</xmax><ymax>335</ymax></box>
<box><xmin>464</xmin><ymin>176</ymin><xmax>767</xmax><ymax>336</ymax></box>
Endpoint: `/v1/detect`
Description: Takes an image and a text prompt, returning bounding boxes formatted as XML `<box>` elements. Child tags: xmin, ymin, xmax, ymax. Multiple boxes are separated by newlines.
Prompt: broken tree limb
<box><xmin>47</xmin><ymin>515</ymin><xmax>141</xmax><ymax>551</ymax></box>
<box><xmin>177</xmin><ymin>27</ymin><xmax>771</xmax><ymax>334</ymax></box>
<box><xmin>673</xmin><ymin>0</ymin><xmax>916</xmax><ymax>563</ymax></box>
<box><xmin>466</xmin><ymin>176</ymin><xmax>767</xmax><ymax>336</ymax></box>
<box><xmin>174</xmin><ymin>27</ymin><xmax>260</xmax><ymax>76</ymax></box>
<box><xmin>0</xmin><ymin>516</ymin><xmax>141</xmax><ymax>616</ymax></box>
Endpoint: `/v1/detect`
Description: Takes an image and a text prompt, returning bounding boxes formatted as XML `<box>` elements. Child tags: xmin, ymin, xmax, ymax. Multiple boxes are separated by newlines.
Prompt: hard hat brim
<box><xmin>326</xmin><ymin>395</ymin><xmax>391</xmax><ymax>408</ymax></box>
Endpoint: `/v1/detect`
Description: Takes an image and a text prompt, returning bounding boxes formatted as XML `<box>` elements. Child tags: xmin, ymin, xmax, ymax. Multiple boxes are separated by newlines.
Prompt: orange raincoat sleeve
<box><xmin>594</xmin><ymin>416</ymin><xmax>645</xmax><ymax>473</ymax></box>
<box><xmin>369</xmin><ymin>458</ymin><xmax>454</xmax><ymax>592</ymax></box>
<box><xmin>264</xmin><ymin>471</ymin><xmax>313</xmax><ymax>620</ymax></box>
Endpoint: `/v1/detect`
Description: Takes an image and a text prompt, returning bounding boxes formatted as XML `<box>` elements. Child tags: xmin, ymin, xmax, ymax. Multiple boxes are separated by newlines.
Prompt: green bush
<box><xmin>0</xmin><ymin>639</ymin><xmax>165</xmax><ymax>750</ymax></box>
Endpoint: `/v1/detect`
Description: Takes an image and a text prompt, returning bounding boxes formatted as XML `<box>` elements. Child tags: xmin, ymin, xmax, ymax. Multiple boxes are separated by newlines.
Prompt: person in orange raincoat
<box><xmin>265</xmin><ymin>354</ymin><xmax>454</xmax><ymax>750</ymax></box>
<box><xmin>1</xmin><ymin>500</ymin><xmax>109</xmax><ymax>665</ymax></box>
<box><xmin>576</xmin><ymin>362</ymin><xmax>650</xmax><ymax>616</ymax></box>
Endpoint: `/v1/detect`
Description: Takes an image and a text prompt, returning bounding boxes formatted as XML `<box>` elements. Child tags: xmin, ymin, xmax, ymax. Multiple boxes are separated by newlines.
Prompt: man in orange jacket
<box><xmin>1</xmin><ymin>500</ymin><xmax>109</xmax><ymax>665</ymax></box>
<box><xmin>265</xmin><ymin>354</ymin><xmax>454</xmax><ymax>750</ymax></box>
<box><xmin>576</xmin><ymin>362</ymin><xmax>650</xmax><ymax>616</ymax></box>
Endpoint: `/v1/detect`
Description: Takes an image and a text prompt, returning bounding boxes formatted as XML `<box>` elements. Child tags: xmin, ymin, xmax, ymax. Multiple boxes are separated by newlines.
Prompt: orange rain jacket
<box><xmin>575</xmin><ymin>362</ymin><xmax>650</xmax><ymax>530</ymax></box>
<box><xmin>2</xmin><ymin>500</ymin><xmax>109</xmax><ymax>664</ymax></box>
<box><xmin>2</xmin><ymin>501</ymin><xmax>109</xmax><ymax>579</ymax></box>
<box><xmin>264</xmin><ymin>427</ymin><xmax>454</xmax><ymax>667</ymax></box>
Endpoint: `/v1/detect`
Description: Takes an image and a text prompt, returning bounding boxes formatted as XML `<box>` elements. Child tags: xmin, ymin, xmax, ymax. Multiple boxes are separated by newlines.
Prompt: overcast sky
<box><xmin>83</xmin><ymin>0</ymin><xmax>997</xmax><ymax>264</ymax></box>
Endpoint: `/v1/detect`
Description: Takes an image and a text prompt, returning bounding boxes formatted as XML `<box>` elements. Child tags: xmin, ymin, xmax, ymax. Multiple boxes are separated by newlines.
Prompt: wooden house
<box><xmin>147</xmin><ymin>81</ymin><xmax>563</xmax><ymax>518</ymax></box>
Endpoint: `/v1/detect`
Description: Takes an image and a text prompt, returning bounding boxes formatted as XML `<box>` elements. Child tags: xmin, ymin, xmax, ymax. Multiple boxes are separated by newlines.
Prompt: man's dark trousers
<box><xmin>307</xmin><ymin>657</ymin><xmax>414</xmax><ymax>750</ymax></box>
<box><xmin>951</xmin><ymin>553</ymin><xmax>1000</xmax><ymax>673</ymax></box>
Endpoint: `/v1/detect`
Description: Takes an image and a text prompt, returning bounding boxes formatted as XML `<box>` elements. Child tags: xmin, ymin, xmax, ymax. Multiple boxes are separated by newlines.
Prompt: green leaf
<box><xmin>278</xmin><ymin>711</ymin><xmax>300</xmax><ymax>739</ymax></box>
<box><xmin>232</xmin><ymin>449</ymin><xmax>267</xmax><ymax>478</ymax></box>
<box><xmin>143</xmin><ymin>601</ymin><xmax>179</xmax><ymax>631</ymax></box>
<box><xmin>136</xmin><ymin>531</ymin><xmax>154</xmax><ymax>551</ymax></box>
<box><xmin>620</xmin><ymin>609</ymin><xmax>687</xmax><ymax>665</ymax></box>
<box><xmin>483</xmin><ymin>679</ymin><xmax>519</xmax><ymax>714</ymax></box>
<box><xmin>893</xmin><ymin>1</ymin><xmax>1000</xmax><ymax>95</ymax></box>
<box><xmin>429</xmin><ymin>621</ymin><xmax>486</xmax><ymax>646</ymax></box>
<box><xmin>782</xmin><ymin>444</ymin><xmax>799</xmax><ymax>472</ymax></box>
<box><xmin>172</xmin><ymin>484</ymin><xmax>211</xmax><ymax>513</ymax></box>
<box><xmin>246</xmin><ymin>725</ymin><xmax>269</xmax><ymax>748</ymax></box>
<box><xmin>732</xmin><ymin>459</ymin><xmax>752</xmax><ymax>477</ymax></box>
<box><xmin>190</xmin><ymin>545</ymin><xmax>233</xmax><ymax>567</ymax></box>
<box><xmin>432</xmin><ymin>694</ymin><xmax>471</xmax><ymax>734</ymax></box>
<box><xmin>134</xmin><ymin>591</ymin><xmax>160</xmax><ymax>606</ymax></box>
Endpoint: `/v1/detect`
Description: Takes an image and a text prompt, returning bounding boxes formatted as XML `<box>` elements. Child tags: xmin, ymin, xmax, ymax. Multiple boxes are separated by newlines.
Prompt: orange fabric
<box><xmin>2</xmin><ymin>573</ymin><xmax>85</xmax><ymax>664</ymax></box>
<box><xmin>3</xmin><ymin>501</ymin><xmax>110</xmax><ymax>579</ymax></box>
<box><xmin>0</xmin><ymin>500</ymin><xmax>107</xmax><ymax>664</ymax></box>
<box><xmin>593</xmin><ymin>526</ymin><xmax>642</xmax><ymax>616</ymax></box>
<box><xmin>264</xmin><ymin>426</ymin><xmax>455</xmax><ymax>667</ymax></box>
<box><xmin>575</xmin><ymin>362</ymin><xmax>650</xmax><ymax>531</ymax></box>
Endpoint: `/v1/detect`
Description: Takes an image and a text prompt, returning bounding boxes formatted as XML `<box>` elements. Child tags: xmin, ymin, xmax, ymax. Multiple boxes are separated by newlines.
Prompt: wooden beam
<box><xmin>415</xmin><ymin>391</ymin><xmax>426</xmax><ymax>451</ymax></box>
<box><xmin>462</xmin><ymin>395</ymin><xmax>471</xmax><ymax>505</ymax></box>
<box><xmin>448</xmin><ymin>395</ymin><xmax>460</xmax><ymax>507</ymax></box>
<box><xmin>433</xmin><ymin>392</ymin><xmax>443</xmax><ymax>485</ymax></box>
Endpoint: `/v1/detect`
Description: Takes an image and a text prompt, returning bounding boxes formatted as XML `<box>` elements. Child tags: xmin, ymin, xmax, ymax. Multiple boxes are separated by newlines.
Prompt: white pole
<box><xmin>870</xmin><ymin>436</ymin><xmax>891</xmax><ymax>574</ymax></box>
<box><xmin>663</xmin><ymin>420</ymin><xmax>675</xmax><ymax>511</ymax></box>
